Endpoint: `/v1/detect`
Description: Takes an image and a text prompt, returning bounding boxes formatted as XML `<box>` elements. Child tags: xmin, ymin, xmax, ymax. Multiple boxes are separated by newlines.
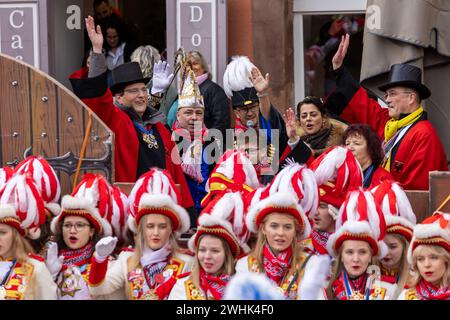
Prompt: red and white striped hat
<box><xmin>189</xmin><ymin>192</ymin><xmax>251</xmax><ymax>258</ymax></box>
<box><xmin>327</xmin><ymin>189</ymin><xmax>388</xmax><ymax>258</ymax></box>
<box><xmin>201</xmin><ymin>150</ymin><xmax>260</xmax><ymax>208</ymax></box>
<box><xmin>249</xmin><ymin>162</ymin><xmax>318</xmax><ymax>219</ymax></box>
<box><xmin>107</xmin><ymin>185</ymin><xmax>130</xmax><ymax>244</ymax></box>
<box><xmin>127</xmin><ymin>168</ymin><xmax>190</xmax><ymax>236</ymax></box>
<box><xmin>309</xmin><ymin>146</ymin><xmax>363</xmax><ymax>215</ymax></box>
<box><xmin>0</xmin><ymin>166</ymin><xmax>14</xmax><ymax>189</ymax></box>
<box><xmin>0</xmin><ymin>175</ymin><xmax>46</xmax><ymax>239</ymax></box>
<box><xmin>407</xmin><ymin>212</ymin><xmax>450</xmax><ymax>264</ymax></box>
<box><xmin>371</xmin><ymin>180</ymin><xmax>416</xmax><ymax>241</ymax></box>
<box><xmin>51</xmin><ymin>174</ymin><xmax>112</xmax><ymax>236</ymax></box>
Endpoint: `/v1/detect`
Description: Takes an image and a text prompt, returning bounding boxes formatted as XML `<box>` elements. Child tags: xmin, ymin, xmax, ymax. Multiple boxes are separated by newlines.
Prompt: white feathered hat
<box><xmin>51</xmin><ymin>174</ymin><xmax>112</xmax><ymax>237</ymax></box>
<box><xmin>327</xmin><ymin>189</ymin><xmax>388</xmax><ymax>259</ymax></box>
<box><xmin>127</xmin><ymin>168</ymin><xmax>190</xmax><ymax>236</ymax></box>
<box><xmin>407</xmin><ymin>212</ymin><xmax>450</xmax><ymax>264</ymax></box>
<box><xmin>246</xmin><ymin>192</ymin><xmax>311</xmax><ymax>241</ymax></box>
<box><xmin>371</xmin><ymin>180</ymin><xmax>416</xmax><ymax>241</ymax></box>
<box><xmin>107</xmin><ymin>185</ymin><xmax>130</xmax><ymax>244</ymax></box>
<box><xmin>0</xmin><ymin>175</ymin><xmax>46</xmax><ymax>239</ymax></box>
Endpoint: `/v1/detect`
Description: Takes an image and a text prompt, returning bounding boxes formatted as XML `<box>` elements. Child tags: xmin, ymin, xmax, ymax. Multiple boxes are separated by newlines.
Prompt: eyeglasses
<box><xmin>124</xmin><ymin>88</ymin><xmax>148</xmax><ymax>95</ymax></box>
<box><xmin>383</xmin><ymin>90</ymin><xmax>413</xmax><ymax>101</ymax></box>
<box><xmin>236</xmin><ymin>106</ymin><xmax>259</xmax><ymax>114</ymax></box>
<box><xmin>62</xmin><ymin>222</ymin><xmax>90</xmax><ymax>232</ymax></box>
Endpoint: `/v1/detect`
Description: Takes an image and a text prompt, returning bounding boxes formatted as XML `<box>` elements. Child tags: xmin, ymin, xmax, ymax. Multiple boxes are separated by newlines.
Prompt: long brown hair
<box><xmin>189</xmin><ymin>234</ymin><xmax>235</xmax><ymax>294</ymax></box>
<box><xmin>383</xmin><ymin>233</ymin><xmax>410</xmax><ymax>299</ymax></box>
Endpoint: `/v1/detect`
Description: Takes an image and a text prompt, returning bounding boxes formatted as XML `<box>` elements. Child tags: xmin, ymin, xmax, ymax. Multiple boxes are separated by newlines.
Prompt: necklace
<box><xmin>134</xmin><ymin>122</ymin><xmax>159</xmax><ymax>149</ymax></box>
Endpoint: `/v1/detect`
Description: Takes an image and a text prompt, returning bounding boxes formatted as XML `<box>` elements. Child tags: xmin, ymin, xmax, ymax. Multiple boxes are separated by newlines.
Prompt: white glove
<box><xmin>151</xmin><ymin>60</ymin><xmax>174</xmax><ymax>95</ymax></box>
<box><xmin>45</xmin><ymin>242</ymin><xmax>64</xmax><ymax>279</ymax></box>
<box><xmin>95</xmin><ymin>236</ymin><xmax>118</xmax><ymax>261</ymax></box>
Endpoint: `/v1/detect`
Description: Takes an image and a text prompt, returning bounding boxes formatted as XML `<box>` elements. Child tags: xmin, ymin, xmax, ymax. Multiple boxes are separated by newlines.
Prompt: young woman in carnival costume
<box><xmin>87</xmin><ymin>168</ymin><xmax>192</xmax><ymax>300</ymax></box>
<box><xmin>371</xmin><ymin>180</ymin><xmax>417</xmax><ymax>299</ymax></box>
<box><xmin>398</xmin><ymin>212</ymin><xmax>450</xmax><ymax>300</ymax></box>
<box><xmin>325</xmin><ymin>189</ymin><xmax>389</xmax><ymax>300</ymax></box>
<box><xmin>169</xmin><ymin>191</ymin><xmax>249</xmax><ymax>299</ymax></box>
<box><xmin>0</xmin><ymin>175</ymin><xmax>57</xmax><ymax>300</ymax></box>
<box><xmin>45</xmin><ymin>174</ymin><xmax>127</xmax><ymax>300</ymax></box>
<box><xmin>306</xmin><ymin>146</ymin><xmax>363</xmax><ymax>255</ymax></box>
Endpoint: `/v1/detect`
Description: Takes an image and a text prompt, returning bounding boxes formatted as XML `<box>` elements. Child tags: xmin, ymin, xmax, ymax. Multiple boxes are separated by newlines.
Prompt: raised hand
<box><xmin>45</xmin><ymin>242</ymin><xmax>64</xmax><ymax>279</ymax></box>
<box><xmin>250</xmin><ymin>67</ymin><xmax>270</xmax><ymax>94</ymax></box>
<box><xmin>332</xmin><ymin>34</ymin><xmax>350</xmax><ymax>70</ymax></box>
<box><xmin>283</xmin><ymin>107</ymin><xmax>299</xmax><ymax>142</ymax></box>
<box><xmin>151</xmin><ymin>61</ymin><xmax>174</xmax><ymax>95</ymax></box>
<box><xmin>95</xmin><ymin>236</ymin><xmax>118</xmax><ymax>261</ymax></box>
<box><xmin>85</xmin><ymin>15</ymin><xmax>103</xmax><ymax>53</ymax></box>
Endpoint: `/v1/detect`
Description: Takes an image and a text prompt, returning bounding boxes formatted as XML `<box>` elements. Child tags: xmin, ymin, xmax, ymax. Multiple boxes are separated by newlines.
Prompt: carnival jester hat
<box><xmin>327</xmin><ymin>189</ymin><xmax>388</xmax><ymax>259</ymax></box>
<box><xmin>201</xmin><ymin>149</ymin><xmax>260</xmax><ymax>208</ymax></box>
<box><xmin>309</xmin><ymin>146</ymin><xmax>363</xmax><ymax>217</ymax></box>
<box><xmin>176</xmin><ymin>48</ymin><xmax>204</xmax><ymax>109</ymax></box>
<box><xmin>371</xmin><ymin>180</ymin><xmax>416</xmax><ymax>241</ymax></box>
<box><xmin>51</xmin><ymin>173</ymin><xmax>112</xmax><ymax>237</ymax></box>
<box><xmin>190</xmin><ymin>192</ymin><xmax>251</xmax><ymax>259</ymax></box>
<box><xmin>0</xmin><ymin>175</ymin><xmax>47</xmax><ymax>239</ymax></box>
<box><xmin>127</xmin><ymin>168</ymin><xmax>190</xmax><ymax>236</ymax></box>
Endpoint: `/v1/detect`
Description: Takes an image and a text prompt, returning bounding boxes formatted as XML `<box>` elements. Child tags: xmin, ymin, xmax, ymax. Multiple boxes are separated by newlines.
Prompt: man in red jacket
<box><xmin>70</xmin><ymin>16</ymin><xmax>193</xmax><ymax>209</ymax></box>
<box><xmin>326</xmin><ymin>34</ymin><xmax>447</xmax><ymax>190</ymax></box>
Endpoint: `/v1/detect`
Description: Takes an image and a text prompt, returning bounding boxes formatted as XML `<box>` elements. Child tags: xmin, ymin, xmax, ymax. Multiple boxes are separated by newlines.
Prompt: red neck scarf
<box><xmin>415</xmin><ymin>279</ymin><xmax>450</xmax><ymax>300</ymax></box>
<box><xmin>199</xmin><ymin>268</ymin><xmax>231</xmax><ymax>300</ymax></box>
<box><xmin>310</xmin><ymin>229</ymin><xmax>330</xmax><ymax>255</ymax></box>
<box><xmin>172</xmin><ymin>120</ymin><xmax>208</xmax><ymax>143</ymax></box>
<box><xmin>331</xmin><ymin>271</ymin><xmax>369</xmax><ymax>300</ymax></box>
<box><xmin>262</xmin><ymin>244</ymin><xmax>292</xmax><ymax>286</ymax></box>
<box><xmin>235</xmin><ymin>117</ymin><xmax>259</xmax><ymax>134</ymax></box>
<box><xmin>59</xmin><ymin>242</ymin><xmax>95</xmax><ymax>270</ymax></box>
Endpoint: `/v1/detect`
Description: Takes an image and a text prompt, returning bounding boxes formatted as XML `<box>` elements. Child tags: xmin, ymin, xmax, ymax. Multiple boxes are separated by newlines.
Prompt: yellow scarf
<box><xmin>383</xmin><ymin>106</ymin><xmax>424</xmax><ymax>170</ymax></box>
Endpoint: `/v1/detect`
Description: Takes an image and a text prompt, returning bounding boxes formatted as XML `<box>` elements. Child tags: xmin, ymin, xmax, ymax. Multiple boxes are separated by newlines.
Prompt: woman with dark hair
<box><xmin>296</xmin><ymin>96</ymin><xmax>348</xmax><ymax>157</ymax></box>
<box><xmin>343</xmin><ymin>124</ymin><xmax>392</xmax><ymax>188</ymax></box>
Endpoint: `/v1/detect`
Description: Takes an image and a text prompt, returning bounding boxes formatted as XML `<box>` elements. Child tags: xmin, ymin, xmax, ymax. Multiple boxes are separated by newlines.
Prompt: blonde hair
<box><xmin>326</xmin><ymin>241</ymin><xmax>375</xmax><ymax>300</ymax></box>
<box><xmin>410</xmin><ymin>245</ymin><xmax>450</xmax><ymax>288</ymax></box>
<box><xmin>249</xmin><ymin>214</ymin><xmax>303</xmax><ymax>282</ymax></box>
<box><xmin>3</xmin><ymin>226</ymin><xmax>35</xmax><ymax>263</ymax></box>
<box><xmin>187</xmin><ymin>51</ymin><xmax>211</xmax><ymax>79</ymax></box>
<box><xmin>383</xmin><ymin>233</ymin><xmax>410</xmax><ymax>299</ymax></box>
<box><xmin>130</xmin><ymin>45</ymin><xmax>161</xmax><ymax>78</ymax></box>
<box><xmin>189</xmin><ymin>234</ymin><xmax>235</xmax><ymax>297</ymax></box>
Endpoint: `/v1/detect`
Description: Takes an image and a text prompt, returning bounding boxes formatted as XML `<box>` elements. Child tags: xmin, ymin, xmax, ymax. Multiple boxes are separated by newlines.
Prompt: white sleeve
<box><xmin>28</xmin><ymin>260</ymin><xmax>58</xmax><ymax>300</ymax></box>
<box><xmin>168</xmin><ymin>278</ymin><xmax>188</xmax><ymax>300</ymax></box>
<box><xmin>235</xmin><ymin>256</ymin><xmax>250</xmax><ymax>274</ymax></box>
<box><xmin>88</xmin><ymin>252</ymin><xmax>129</xmax><ymax>297</ymax></box>
<box><xmin>298</xmin><ymin>254</ymin><xmax>331</xmax><ymax>300</ymax></box>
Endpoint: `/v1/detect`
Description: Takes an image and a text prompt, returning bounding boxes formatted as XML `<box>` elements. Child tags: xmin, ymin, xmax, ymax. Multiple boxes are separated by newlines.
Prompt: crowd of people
<box><xmin>0</xmin><ymin>7</ymin><xmax>449</xmax><ymax>300</ymax></box>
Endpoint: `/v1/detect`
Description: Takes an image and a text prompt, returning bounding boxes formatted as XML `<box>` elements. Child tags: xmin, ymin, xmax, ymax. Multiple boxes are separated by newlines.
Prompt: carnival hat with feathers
<box><xmin>176</xmin><ymin>49</ymin><xmax>204</xmax><ymax>109</ymax></box>
<box><xmin>0</xmin><ymin>175</ymin><xmax>46</xmax><ymax>239</ymax></box>
<box><xmin>127</xmin><ymin>168</ymin><xmax>190</xmax><ymax>236</ymax></box>
<box><xmin>51</xmin><ymin>174</ymin><xmax>112</xmax><ymax>237</ymax></box>
<box><xmin>371</xmin><ymin>180</ymin><xmax>416</xmax><ymax>241</ymax></box>
<box><xmin>223</xmin><ymin>55</ymin><xmax>259</xmax><ymax>107</ymax></box>
<box><xmin>190</xmin><ymin>192</ymin><xmax>251</xmax><ymax>258</ymax></box>
<box><xmin>249</xmin><ymin>162</ymin><xmax>319</xmax><ymax>219</ymax></box>
<box><xmin>246</xmin><ymin>192</ymin><xmax>311</xmax><ymax>241</ymax></box>
<box><xmin>407</xmin><ymin>212</ymin><xmax>450</xmax><ymax>264</ymax></box>
<box><xmin>327</xmin><ymin>189</ymin><xmax>388</xmax><ymax>259</ymax></box>
<box><xmin>108</xmin><ymin>185</ymin><xmax>130</xmax><ymax>244</ymax></box>
<box><xmin>0</xmin><ymin>166</ymin><xmax>14</xmax><ymax>190</ymax></box>
<box><xmin>201</xmin><ymin>149</ymin><xmax>260</xmax><ymax>208</ymax></box>
<box><xmin>309</xmin><ymin>146</ymin><xmax>363</xmax><ymax>218</ymax></box>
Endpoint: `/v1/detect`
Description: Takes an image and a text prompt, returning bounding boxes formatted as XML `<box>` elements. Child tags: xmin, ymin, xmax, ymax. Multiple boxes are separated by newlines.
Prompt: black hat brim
<box><xmin>379</xmin><ymin>80</ymin><xmax>431</xmax><ymax>100</ymax></box>
<box><xmin>110</xmin><ymin>77</ymin><xmax>151</xmax><ymax>95</ymax></box>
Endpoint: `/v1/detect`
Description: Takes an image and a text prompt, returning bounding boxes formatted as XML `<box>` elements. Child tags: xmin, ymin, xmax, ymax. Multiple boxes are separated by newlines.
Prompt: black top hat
<box><xmin>231</xmin><ymin>87</ymin><xmax>259</xmax><ymax>108</ymax></box>
<box><xmin>109</xmin><ymin>62</ymin><xmax>151</xmax><ymax>95</ymax></box>
<box><xmin>378</xmin><ymin>64</ymin><xmax>431</xmax><ymax>100</ymax></box>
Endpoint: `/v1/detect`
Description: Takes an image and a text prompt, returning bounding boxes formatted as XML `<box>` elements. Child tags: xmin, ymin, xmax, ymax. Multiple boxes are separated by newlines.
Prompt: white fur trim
<box><xmin>384</xmin><ymin>215</ymin><xmax>415</xmax><ymax>233</ymax></box>
<box><xmin>138</xmin><ymin>194</ymin><xmax>190</xmax><ymax>235</ymax></box>
<box><xmin>45</xmin><ymin>202</ymin><xmax>61</xmax><ymax>216</ymax></box>
<box><xmin>0</xmin><ymin>205</ymin><xmax>18</xmax><ymax>220</ymax></box>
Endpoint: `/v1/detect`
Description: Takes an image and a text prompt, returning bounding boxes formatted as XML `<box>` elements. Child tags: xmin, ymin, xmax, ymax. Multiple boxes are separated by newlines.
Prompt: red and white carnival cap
<box><xmin>309</xmin><ymin>146</ymin><xmax>363</xmax><ymax>216</ymax></box>
<box><xmin>246</xmin><ymin>192</ymin><xmax>311</xmax><ymax>240</ymax></box>
<box><xmin>371</xmin><ymin>180</ymin><xmax>416</xmax><ymax>241</ymax></box>
<box><xmin>407</xmin><ymin>212</ymin><xmax>450</xmax><ymax>264</ymax></box>
<box><xmin>201</xmin><ymin>150</ymin><xmax>260</xmax><ymax>208</ymax></box>
<box><xmin>14</xmin><ymin>156</ymin><xmax>61</xmax><ymax>217</ymax></box>
<box><xmin>0</xmin><ymin>175</ymin><xmax>46</xmax><ymax>239</ymax></box>
<box><xmin>249</xmin><ymin>162</ymin><xmax>318</xmax><ymax>218</ymax></box>
<box><xmin>327</xmin><ymin>189</ymin><xmax>388</xmax><ymax>258</ymax></box>
<box><xmin>127</xmin><ymin>168</ymin><xmax>190</xmax><ymax>236</ymax></box>
<box><xmin>0</xmin><ymin>166</ymin><xmax>14</xmax><ymax>189</ymax></box>
<box><xmin>51</xmin><ymin>174</ymin><xmax>112</xmax><ymax>236</ymax></box>
<box><xmin>107</xmin><ymin>185</ymin><xmax>130</xmax><ymax>244</ymax></box>
<box><xmin>190</xmin><ymin>192</ymin><xmax>251</xmax><ymax>258</ymax></box>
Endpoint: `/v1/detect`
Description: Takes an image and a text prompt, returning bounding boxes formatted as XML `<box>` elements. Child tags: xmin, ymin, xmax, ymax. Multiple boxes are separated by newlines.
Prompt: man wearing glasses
<box><xmin>326</xmin><ymin>34</ymin><xmax>447</xmax><ymax>190</ymax></box>
<box><xmin>70</xmin><ymin>16</ymin><xmax>193</xmax><ymax>210</ymax></box>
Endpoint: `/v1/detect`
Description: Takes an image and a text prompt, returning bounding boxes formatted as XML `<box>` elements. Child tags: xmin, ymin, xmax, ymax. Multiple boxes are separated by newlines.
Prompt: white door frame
<box><xmin>293</xmin><ymin>0</ymin><xmax>367</xmax><ymax>104</ymax></box>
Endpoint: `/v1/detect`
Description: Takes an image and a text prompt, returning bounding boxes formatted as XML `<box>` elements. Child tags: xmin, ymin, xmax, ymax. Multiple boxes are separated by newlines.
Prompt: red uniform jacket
<box><xmin>368</xmin><ymin>166</ymin><xmax>393</xmax><ymax>189</ymax></box>
<box><xmin>70</xmin><ymin>73</ymin><xmax>193</xmax><ymax>208</ymax></box>
<box><xmin>325</xmin><ymin>67</ymin><xmax>447</xmax><ymax>190</ymax></box>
